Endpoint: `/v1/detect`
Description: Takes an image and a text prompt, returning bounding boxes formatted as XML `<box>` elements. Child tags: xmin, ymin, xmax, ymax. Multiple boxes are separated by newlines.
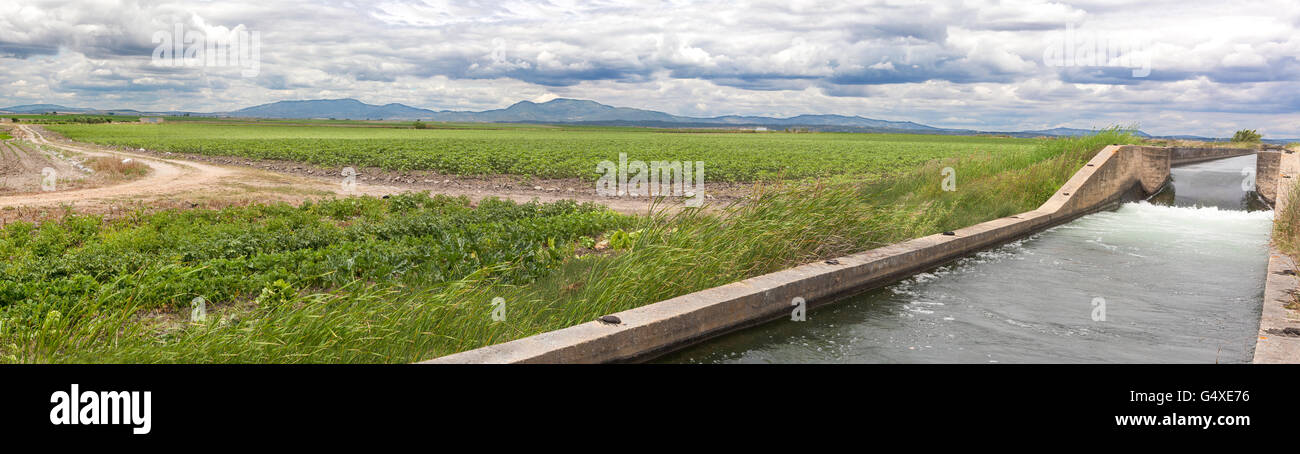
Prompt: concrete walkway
<box><xmin>1253</xmin><ymin>148</ymin><xmax>1300</xmax><ymax>363</ymax></box>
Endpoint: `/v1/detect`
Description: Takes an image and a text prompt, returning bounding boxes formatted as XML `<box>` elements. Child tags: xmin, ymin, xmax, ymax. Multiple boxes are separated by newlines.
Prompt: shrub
<box><xmin>1232</xmin><ymin>129</ymin><xmax>1262</xmax><ymax>143</ymax></box>
<box><xmin>86</xmin><ymin>156</ymin><xmax>149</xmax><ymax>178</ymax></box>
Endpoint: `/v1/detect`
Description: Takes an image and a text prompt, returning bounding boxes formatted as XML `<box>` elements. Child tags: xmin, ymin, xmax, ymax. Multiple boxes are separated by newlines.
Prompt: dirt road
<box><xmin>0</xmin><ymin>124</ymin><xmax>244</xmax><ymax>208</ymax></box>
<box><xmin>0</xmin><ymin>133</ymin><xmax>94</xmax><ymax>193</ymax></box>
<box><xmin>0</xmin><ymin>125</ymin><xmax>690</xmax><ymax>220</ymax></box>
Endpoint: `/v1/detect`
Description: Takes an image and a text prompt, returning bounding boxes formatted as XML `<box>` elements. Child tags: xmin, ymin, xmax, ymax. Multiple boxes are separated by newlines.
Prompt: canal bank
<box><xmin>426</xmin><ymin>145</ymin><xmax>1268</xmax><ymax>364</ymax></box>
<box><xmin>1253</xmin><ymin>148</ymin><xmax>1300</xmax><ymax>363</ymax></box>
<box><xmin>663</xmin><ymin>154</ymin><xmax>1271</xmax><ymax>363</ymax></box>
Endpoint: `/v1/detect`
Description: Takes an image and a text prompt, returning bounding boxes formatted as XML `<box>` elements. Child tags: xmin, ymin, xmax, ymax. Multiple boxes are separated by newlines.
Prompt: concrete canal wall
<box><xmin>1169</xmin><ymin>146</ymin><xmax>1255</xmax><ymax>165</ymax></box>
<box><xmin>1257</xmin><ymin>151</ymin><xmax>1281</xmax><ymax>204</ymax></box>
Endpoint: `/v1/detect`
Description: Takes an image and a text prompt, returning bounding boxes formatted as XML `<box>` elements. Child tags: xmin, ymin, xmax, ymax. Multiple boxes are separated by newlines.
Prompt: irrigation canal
<box><xmin>662</xmin><ymin>154</ymin><xmax>1273</xmax><ymax>363</ymax></box>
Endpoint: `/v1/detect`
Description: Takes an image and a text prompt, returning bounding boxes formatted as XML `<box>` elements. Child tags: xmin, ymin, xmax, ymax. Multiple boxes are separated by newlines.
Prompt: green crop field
<box><xmin>0</xmin><ymin>128</ymin><xmax>1139</xmax><ymax>363</ymax></box>
<box><xmin>0</xmin><ymin>193</ymin><xmax>630</xmax><ymax>362</ymax></box>
<box><xmin>46</xmin><ymin>123</ymin><xmax>1042</xmax><ymax>182</ymax></box>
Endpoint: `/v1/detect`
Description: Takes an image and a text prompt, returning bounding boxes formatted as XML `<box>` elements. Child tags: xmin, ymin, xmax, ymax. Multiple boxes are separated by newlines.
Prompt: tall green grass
<box><xmin>0</xmin><ymin>194</ymin><xmax>630</xmax><ymax>362</ymax></box>
<box><xmin>1271</xmin><ymin>159</ymin><xmax>1300</xmax><ymax>310</ymax></box>
<box><xmin>1</xmin><ymin>130</ymin><xmax>1139</xmax><ymax>363</ymax></box>
<box><xmin>1273</xmin><ymin>177</ymin><xmax>1300</xmax><ymax>257</ymax></box>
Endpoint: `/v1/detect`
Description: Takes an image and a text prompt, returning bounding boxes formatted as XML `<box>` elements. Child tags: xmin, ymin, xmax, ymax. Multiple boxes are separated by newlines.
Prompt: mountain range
<box><xmin>4</xmin><ymin>98</ymin><xmax>1294</xmax><ymax>143</ymax></box>
<box><xmin>227</xmin><ymin>98</ymin><xmax>947</xmax><ymax>131</ymax></box>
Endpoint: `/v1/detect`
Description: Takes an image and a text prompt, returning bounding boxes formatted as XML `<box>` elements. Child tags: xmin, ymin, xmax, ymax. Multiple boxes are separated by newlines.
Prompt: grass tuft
<box><xmin>85</xmin><ymin>156</ymin><xmax>150</xmax><ymax>179</ymax></box>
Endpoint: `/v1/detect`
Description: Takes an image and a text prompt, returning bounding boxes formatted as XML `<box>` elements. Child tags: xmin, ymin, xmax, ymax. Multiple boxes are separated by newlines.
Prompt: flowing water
<box><xmin>662</xmin><ymin>154</ymin><xmax>1273</xmax><ymax>364</ymax></box>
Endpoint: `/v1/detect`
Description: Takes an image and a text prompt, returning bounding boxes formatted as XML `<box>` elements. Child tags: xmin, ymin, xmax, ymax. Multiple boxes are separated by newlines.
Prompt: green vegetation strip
<box><xmin>0</xmin><ymin>130</ymin><xmax>1137</xmax><ymax>363</ymax></box>
<box><xmin>47</xmin><ymin>123</ymin><xmax>1040</xmax><ymax>182</ymax></box>
<box><xmin>1273</xmin><ymin>176</ymin><xmax>1300</xmax><ymax>312</ymax></box>
<box><xmin>0</xmin><ymin>195</ymin><xmax>629</xmax><ymax>362</ymax></box>
<box><xmin>1274</xmin><ymin>176</ymin><xmax>1300</xmax><ymax>257</ymax></box>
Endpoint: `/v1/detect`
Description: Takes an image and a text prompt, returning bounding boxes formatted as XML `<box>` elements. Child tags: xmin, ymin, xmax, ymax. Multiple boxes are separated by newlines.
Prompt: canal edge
<box><xmin>1253</xmin><ymin>146</ymin><xmax>1300</xmax><ymax>364</ymax></box>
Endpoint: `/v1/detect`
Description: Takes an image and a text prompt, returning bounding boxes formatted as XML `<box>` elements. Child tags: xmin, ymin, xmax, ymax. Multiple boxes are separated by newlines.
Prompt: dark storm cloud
<box><xmin>0</xmin><ymin>42</ymin><xmax>59</xmax><ymax>58</ymax></box>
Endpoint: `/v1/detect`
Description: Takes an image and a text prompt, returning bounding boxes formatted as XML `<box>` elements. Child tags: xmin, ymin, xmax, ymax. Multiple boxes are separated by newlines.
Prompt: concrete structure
<box><xmin>1256</xmin><ymin>151</ymin><xmax>1281</xmax><ymax>204</ymax></box>
<box><xmin>1253</xmin><ymin>148</ymin><xmax>1300</xmax><ymax>363</ymax></box>
<box><xmin>425</xmin><ymin>145</ymin><xmax>1268</xmax><ymax>364</ymax></box>
<box><xmin>1169</xmin><ymin>146</ymin><xmax>1255</xmax><ymax>165</ymax></box>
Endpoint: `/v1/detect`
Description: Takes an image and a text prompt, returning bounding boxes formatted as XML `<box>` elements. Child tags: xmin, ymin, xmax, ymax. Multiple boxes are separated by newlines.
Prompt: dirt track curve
<box><xmin>0</xmin><ymin>124</ymin><xmax>242</xmax><ymax>208</ymax></box>
<box><xmin>0</xmin><ymin>125</ymin><xmax>683</xmax><ymax>217</ymax></box>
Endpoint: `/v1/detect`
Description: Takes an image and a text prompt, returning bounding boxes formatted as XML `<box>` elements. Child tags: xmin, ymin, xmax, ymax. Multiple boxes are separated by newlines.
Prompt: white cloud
<box><xmin>0</xmin><ymin>0</ymin><xmax>1296</xmax><ymax>136</ymax></box>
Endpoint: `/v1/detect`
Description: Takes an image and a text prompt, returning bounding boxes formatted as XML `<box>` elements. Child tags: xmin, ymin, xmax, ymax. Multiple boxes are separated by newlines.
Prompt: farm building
<box><xmin>140</xmin><ymin>117</ymin><xmax>164</xmax><ymax>124</ymax></box>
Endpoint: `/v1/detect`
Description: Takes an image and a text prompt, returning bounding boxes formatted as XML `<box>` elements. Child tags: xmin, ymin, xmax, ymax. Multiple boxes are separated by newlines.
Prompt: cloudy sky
<box><xmin>1</xmin><ymin>0</ymin><xmax>1298</xmax><ymax>137</ymax></box>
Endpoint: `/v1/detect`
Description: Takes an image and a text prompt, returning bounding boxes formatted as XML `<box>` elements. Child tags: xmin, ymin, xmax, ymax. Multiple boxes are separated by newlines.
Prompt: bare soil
<box><xmin>0</xmin><ymin>135</ymin><xmax>93</xmax><ymax>193</ymax></box>
<box><xmin>0</xmin><ymin>125</ymin><xmax>758</xmax><ymax>224</ymax></box>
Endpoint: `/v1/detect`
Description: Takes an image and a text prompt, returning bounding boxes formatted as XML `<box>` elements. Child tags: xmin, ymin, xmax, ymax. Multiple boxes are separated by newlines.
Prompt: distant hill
<box><xmin>231</xmin><ymin>98</ymin><xmax>437</xmax><ymax>120</ymax></box>
<box><xmin>0</xmin><ymin>104</ymin><xmax>189</xmax><ymax>116</ymax></box>
<box><xmin>12</xmin><ymin>97</ymin><xmax>1298</xmax><ymax>142</ymax></box>
<box><xmin>225</xmin><ymin>97</ymin><xmax>947</xmax><ymax>130</ymax></box>
<box><xmin>430</xmin><ymin>98</ymin><xmax>681</xmax><ymax>123</ymax></box>
<box><xmin>2</xmin><ymin>104</ymin><xmax>92</xmax><ymax>114</ymax></box>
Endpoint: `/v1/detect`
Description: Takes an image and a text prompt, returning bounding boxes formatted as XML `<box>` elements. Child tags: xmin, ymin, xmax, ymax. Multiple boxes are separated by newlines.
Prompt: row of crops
<box><xmin>46</xmin><ymin>123</ymin><xmax>1042</xmax><ymax>182</ymax></box>
<box><xmin>1</xmin><ymin>193</ymin><xmax>626</xmax><ymax>312</ymax></box>
<box><xmin>0</xmin><ymin>193</ymin><xmax>631</xmax><ymax>361</ymax></box>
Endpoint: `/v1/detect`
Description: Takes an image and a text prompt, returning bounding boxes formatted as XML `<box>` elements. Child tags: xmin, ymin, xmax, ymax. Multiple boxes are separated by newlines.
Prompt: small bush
<box><xmin>1232</xmin><ymin>129</ymin><xmax>1262</xmax><ymax>143</ymax></box>
<box><xmin>86</xmin><ymin>156</ymin><xmax>149</xmax><ymax>178</ymax></box>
